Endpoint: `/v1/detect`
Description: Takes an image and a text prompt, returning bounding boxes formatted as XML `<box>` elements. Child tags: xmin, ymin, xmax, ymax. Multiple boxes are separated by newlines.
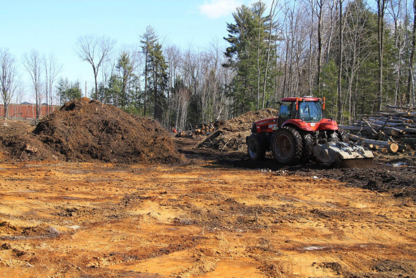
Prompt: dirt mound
<box><xmin>0</xmin><ymin>119</ymin><xmax>61</xmax><ymax>162</ymax></box>
<box><xmin>30</xmin><ymin>98</ymin><xmax>183</xmax><ymax>164</ymax></box>
<box><xmin>198</xmin><ymin>108</ymin><xmax>278</xmax><ymax>152</ymax></box>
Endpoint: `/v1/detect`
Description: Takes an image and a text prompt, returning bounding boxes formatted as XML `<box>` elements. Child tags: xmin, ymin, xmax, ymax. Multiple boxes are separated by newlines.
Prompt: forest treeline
<box><xmin>1</xmin><ymin>0</ymin><xmax>416</xmax><ymax>129</ymax></box>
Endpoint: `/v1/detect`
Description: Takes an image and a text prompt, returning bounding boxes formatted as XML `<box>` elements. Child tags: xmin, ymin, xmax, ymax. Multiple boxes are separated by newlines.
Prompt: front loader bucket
<box><xmin>313</xmin><ymin>142</ymin><xmax>374</xmax><ymax>167</ymax></box>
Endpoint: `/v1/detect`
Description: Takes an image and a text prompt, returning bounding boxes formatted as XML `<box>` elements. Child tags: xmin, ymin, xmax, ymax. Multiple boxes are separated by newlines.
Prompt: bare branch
<box><xmin>76</xmin><ymin>35</ymin><xmax>116</xmax><ymax>99</ymax></box>
<box><xmin>0</xmin><ymin>49</ymin><xmax>18</xmax><ymax>118</ymax></box>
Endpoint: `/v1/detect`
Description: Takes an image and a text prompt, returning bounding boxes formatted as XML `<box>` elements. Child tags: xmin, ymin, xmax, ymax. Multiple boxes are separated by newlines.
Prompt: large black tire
<box><xmin>271</xmin><ymin>127</ymin><xmax>303</xmax><ymax>164</ymax></box>
<box><xmin>247</xmin><ymin>134</ymin><xmax>266</xmax><ymax>160</ymax></box>
<box><xmin>301</xmin><ymin>133</ymin><xmax>314</xmax><ymax>161</ymax></box>
<box><xmin>337</xmin><ymin>128</ymin><xmax>349</xmax><ymax>143</ymax></box>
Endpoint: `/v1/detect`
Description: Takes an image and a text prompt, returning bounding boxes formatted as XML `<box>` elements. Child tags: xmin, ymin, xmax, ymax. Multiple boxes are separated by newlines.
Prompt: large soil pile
<box><xmin>0</xmin><ymin>98</ymin><xmax>183</xmax><ymax>164</ymax></box>
<box><xmin>198</xmin><ymin>108</ymin><xmax>278</xmax><ymax>152</ymax></box>
<box><xmin>32</xmin><ymin>98</ymin><xmax>183</xmax><ymax>164</ymax></box>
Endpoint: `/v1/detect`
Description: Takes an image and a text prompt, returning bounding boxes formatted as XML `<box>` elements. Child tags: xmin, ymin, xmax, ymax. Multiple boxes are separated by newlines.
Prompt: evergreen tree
<box><xmin>140</xmin><ymin>26</ymin><xmax>158</xmax><ymax>117</ymax></box>
<box><xmin>57</xmin><ymin>78</ymin><xmax>82</xmax><ymax>104</ymax></box>
<box><xmin>107</xmin><ymin>74</ymin><xmax>122</xmax><ymax>106</ymax></box>
<box><xmin>140</xmin><ymin>27</ymin><xmax>168</xmax><ymax>122</ymax></box>
<box><xmin>223</xmin><ymin>1</ymin><xmax>278</xmax><ymax>113</ymax></box>
<box><xmin>149</xmin><ymin>43</ymin><xmax>169</xmax><ymax>122</ymax></box>
<box><xmin>124</xmin><ymin>75</ymin><xmax>143</xmax><ymax>115</ymax></box>
<box><xmin>116</xmin><ymin>52</ymin><xmax>134</xmax><ymax>107</ymax></box>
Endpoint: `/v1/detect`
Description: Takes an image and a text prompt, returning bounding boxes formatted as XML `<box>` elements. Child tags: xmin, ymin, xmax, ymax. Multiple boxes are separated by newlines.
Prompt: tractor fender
<box><xmin>317</xmin><ymin>119</ymin><xmax>339</xmax><ymax>131</ymax></box>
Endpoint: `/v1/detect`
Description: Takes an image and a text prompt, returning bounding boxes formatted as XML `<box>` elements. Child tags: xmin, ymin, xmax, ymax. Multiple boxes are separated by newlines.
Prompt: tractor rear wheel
<box><xmin>271</xmin><ymin>127</ymin><xmax>303</xmax><ymax>164</ymax></box>
<box><xmin>247</xmin><ymin>134</ymin><xmax>266</xmax><ymax>160</ymax></box>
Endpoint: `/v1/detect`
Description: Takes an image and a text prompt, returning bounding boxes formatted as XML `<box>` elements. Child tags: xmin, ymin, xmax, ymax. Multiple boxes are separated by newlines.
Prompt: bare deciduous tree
<box><xmin>407</xmin><ymin>0</ymin><xmax>416</xmax><ymax>106</ymax></box>
<box><xmin>309</xmin><ymin>0</ymin><xmax>326</xmax><ymax>96</ymax></box>
<box><xmin>388</xmin><ymin>0</ymin><xmax>405</xmax><ymax>105</ymax></box>
<box><xmin>76</xmin><ymin>35</ymin><xmax>116</xmax><ymax>100</ymax></box>
<box><xmin>23</xmin><ymin>50</ymin><xmax>43</xmax><ymax>119</ymax></box>
<box><xmin>262</xmin><ymin>0</ymin><xmax>279</xmax><ymax>108</ymax></box>
<box><xmin>0</xmin><ymin>49</ymin><xmax>18</xmax><ymax>118</ymax></box>
<box><xmin>165</xmin><ymin>44</ymin><xmax>182</xmax><ymax>128</ymax></box>
<box><xmin>344</xmin><ymin>0</ymin><xmax>372</xmax><ymax>122</ymax></box>
<box><xmin>337</xmin><ymin>0</ymin><xmax>344</xmax><ymax>122</ymax></box>
<box><xmin>377</xmin><ymin>0</ymin><xmax>387</xmax><ymax>111</ymax></box>
<box><xmin>44</xmin><ymin>53</ymin><xmax>62</xmax><ymax>111</ymax></box>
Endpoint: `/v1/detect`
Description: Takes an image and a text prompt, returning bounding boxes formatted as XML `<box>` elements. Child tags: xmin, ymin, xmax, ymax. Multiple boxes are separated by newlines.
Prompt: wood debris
<box><xmin>340</xmin><ymin>106</ymin><xmax>416</xmax><ymax>155</ymax></box>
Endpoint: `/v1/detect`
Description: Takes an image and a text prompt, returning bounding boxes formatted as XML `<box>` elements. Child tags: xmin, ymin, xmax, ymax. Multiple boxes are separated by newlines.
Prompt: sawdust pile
<box><xmin>198</xmin><ymin>108</ymin><xmax>279</xmax><ymax>152</ymax></box>
<box><xmin>0</xmin><ymin>98</ymin><xmax>184</xmax><ymax>164</ymax></box>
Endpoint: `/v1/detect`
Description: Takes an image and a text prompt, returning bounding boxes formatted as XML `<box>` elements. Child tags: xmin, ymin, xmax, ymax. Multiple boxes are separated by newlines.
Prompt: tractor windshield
<box><xmin>299</xmin><ymin>101</ymin><xmax>322</xmax><ymax>122</ymax></box>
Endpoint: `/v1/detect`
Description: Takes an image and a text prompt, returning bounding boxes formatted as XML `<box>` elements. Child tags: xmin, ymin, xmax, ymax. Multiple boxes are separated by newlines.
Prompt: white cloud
<box><xmin>198</xmin><ymin>0</ymin><xmax>242</xmax><ymax>19</ymax></box>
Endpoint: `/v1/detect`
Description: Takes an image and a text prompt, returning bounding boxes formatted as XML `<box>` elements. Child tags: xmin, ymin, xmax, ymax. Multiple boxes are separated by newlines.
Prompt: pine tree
<box><xmin>140</xmin><ymin>26</ymin><xmax>169</xmax><ymax>122</ymax></box>
<box><xmin>140</xmin><ymin>26</ymin><xmax>158</xmax><ymax>116</ymax></box>
<box><xmin>223</xmin><ymin>1</ymin><xmax>278</xmax><ymax>113</ymax></box>
<box><xmin>149</xmin><ymin>43</ymin><xmax>169</xmax><ymax>122</ymax></box>
<box><xmin>57</xmin><ymin>78</ymin><xmax>82</xmax><ymax>104</ymax></box>
<box><xmin>116</xmin><ymin>52</ymin><xmax>134</xmax><ymax>107</ymax></box>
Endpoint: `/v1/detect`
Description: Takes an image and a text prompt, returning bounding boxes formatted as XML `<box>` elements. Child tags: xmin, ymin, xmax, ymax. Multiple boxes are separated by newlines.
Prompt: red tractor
<box><xmin>246</xmin><ymin>96</ymin><xmax>373</xmax><ymax>166</ymax></box>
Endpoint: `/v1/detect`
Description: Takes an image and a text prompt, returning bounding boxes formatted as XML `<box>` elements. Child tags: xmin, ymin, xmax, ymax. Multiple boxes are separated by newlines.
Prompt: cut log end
<box><xmin>387</xmin><ymin>143</ymin><xmax>399</xmax><ymax>153</ymax></box>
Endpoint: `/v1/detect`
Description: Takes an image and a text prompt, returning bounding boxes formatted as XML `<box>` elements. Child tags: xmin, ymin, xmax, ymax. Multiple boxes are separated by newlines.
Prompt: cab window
<box><xmin>279</xmin><ymin>102</ymin><xmax>293</xmax><ymax>119</ymax></box>
<box><xmin>299</xmin><ymin>101</ymin><xmax>322</xmax><ymax>122</ymax></box>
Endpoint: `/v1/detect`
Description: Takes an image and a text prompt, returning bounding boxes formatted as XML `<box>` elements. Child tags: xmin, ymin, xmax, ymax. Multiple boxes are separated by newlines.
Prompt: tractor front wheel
<box><xmin>337</xmin><ymin>128</ymin><xmax>349</xmax><ymax>143</ymax></box>
<box><xmin>247</xmin><ymin>134</ymin><xmax>266</xmax><ymax>160</ymax></box>
<box><xmin>329</xmin><ymin>128</ymin><xmax>349</xmax><ymax>143</ymax></box>
<box><xmin>271</xmin><ymin>127</ymin><xmax>303</xmax><ymax>164</ymax></box>
<box><xmin>301</xmin><ymin>133</ymin><xmax>314</xmax><ymax>161</ymax></box>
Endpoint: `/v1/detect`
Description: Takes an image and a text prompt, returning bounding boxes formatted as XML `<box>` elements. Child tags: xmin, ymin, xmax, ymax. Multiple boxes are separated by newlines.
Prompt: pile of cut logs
<box><xmin>176</xmin><ymin>120</ymin><xmax>226</xmax><ymax>138</ymax></box>
<box><xmin>340</xmin><ymin>106</ymin><xmax>416</xmax><ymax>155</ymax></box>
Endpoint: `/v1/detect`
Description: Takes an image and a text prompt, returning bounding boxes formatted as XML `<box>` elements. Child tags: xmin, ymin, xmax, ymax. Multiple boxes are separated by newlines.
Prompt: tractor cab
<box><xmin>278</xmin><ymin>97</ymin><xmax>323</xmax><ymax>128</ymax></box>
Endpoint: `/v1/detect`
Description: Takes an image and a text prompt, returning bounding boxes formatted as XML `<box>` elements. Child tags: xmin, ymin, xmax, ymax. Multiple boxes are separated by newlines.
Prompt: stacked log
<box><xmin>348</xmin><ymin>134</ymin><xmax>399</xmax><ymax>153</ymax></box>
<box><xmin>175</xmin><ymin>120</ymin><xmax>226</xmax><ymax>138</ymax></box>
<box><xmin>340</xmin><ymin>107</ymin><xmax>416</xmax><ymax>155</ymax></box>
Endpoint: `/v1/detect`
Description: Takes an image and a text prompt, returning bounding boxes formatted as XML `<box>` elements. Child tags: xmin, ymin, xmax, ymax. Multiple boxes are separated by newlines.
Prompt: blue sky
<box><xmin>1</xmin><ymin>0</ymin><xmax>266</xmax><ymax>102</ymax></box>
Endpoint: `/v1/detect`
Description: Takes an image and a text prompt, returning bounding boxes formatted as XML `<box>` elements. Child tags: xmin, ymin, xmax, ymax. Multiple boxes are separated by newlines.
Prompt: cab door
<box><xmin>278</xmin><ymin>102</ymin><xmax>294</xmax><ymax>128</ymax></box>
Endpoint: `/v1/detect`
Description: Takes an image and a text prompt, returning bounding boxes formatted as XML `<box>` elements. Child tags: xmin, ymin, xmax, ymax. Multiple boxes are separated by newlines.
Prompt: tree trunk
<box><xmin>144</xmin><ymin>59</ymin><xmax>148</xmax><ymax>116</ymax></box>
<box><xmin>4</xmin><ymin>104</ymin><xmax>8</xmax><ymax>118</ymax></box>
<box><xmin>337</xmin><ymin>0</ymin><xmax>343</xmax><ymax>123</ymax></box>
<box><xmin>317</xmin><ymin>0</ymin><xmax>323</xmax><ymax>97</ymax></box>
<box><xmin>262</xmin><ymin>0</ymin><xmax>276</xmax><ymax>108</ymax></box>
<box><xmin>407</xmin><ymin>0</ymin><xmax>416</xmax><ymax>106</ymax></box>
<box><xmin>94</xmin><ymin>66</ymin><xmax>98</xmax><ymax>100</ymax></box>
<box><xmin>377</xmin><ymin>0</ymin><xmax>386</xmax><ymax>111</ymax></box>
<box><xmin>308</xmin><ymin>11</ymin><xmax>314</xmax><ymax>96</ymax></box>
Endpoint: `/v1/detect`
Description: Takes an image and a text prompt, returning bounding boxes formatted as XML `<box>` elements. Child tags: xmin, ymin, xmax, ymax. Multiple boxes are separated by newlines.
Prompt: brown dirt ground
<box><xmin>0</xmin><ymin>108</ymin><xmax>416</xmax><ymax>277</ymax></box>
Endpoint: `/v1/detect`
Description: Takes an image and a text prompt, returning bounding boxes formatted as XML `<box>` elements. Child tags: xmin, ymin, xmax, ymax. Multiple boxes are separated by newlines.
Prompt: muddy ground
<box><xmin>0</xmin><ymin>117</ymin><xmax>416</xmax><ymax>277</ymax></box>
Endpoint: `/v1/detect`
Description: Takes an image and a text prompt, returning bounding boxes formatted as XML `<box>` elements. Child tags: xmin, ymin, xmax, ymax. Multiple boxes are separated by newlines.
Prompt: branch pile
<box><xmin>340</xmin><ymin>107</ymin><xmax>416</xmax><ymax>155</ymax></box>
<box><xmin>176</xmin><ymin>121</ymin><xmax>226</xmax><ymax>138</ymax></box>
<box><xmin>198</xmin><ymin>108</ymin><xmax>279</xmax><ymax>152</ymax></box>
